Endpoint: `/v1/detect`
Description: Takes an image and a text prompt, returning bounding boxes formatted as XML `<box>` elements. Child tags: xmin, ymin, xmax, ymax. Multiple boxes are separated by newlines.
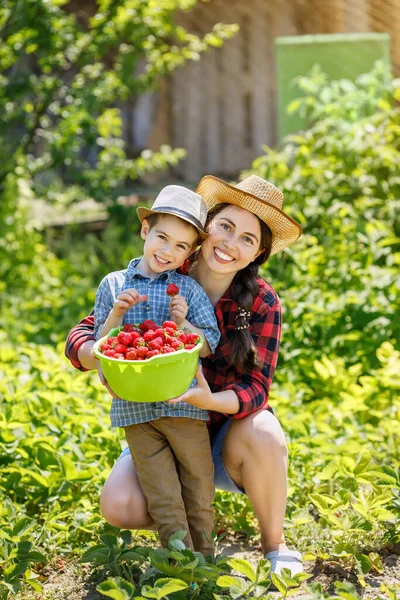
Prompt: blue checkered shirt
<box><xmin>94</xmin><ymin>258</ymin><xmax>220</xmax><ymax>427</ymax></box>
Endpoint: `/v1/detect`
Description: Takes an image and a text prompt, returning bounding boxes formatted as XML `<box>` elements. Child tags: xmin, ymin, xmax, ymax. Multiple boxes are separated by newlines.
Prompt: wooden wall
<box><xmin>146</xmin><ymin>0</ymin><xmax>400</xmax><ymax>180</ymax></box>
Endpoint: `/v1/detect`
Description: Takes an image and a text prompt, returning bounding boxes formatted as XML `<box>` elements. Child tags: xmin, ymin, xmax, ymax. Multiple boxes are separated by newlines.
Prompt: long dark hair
<box><xmin>206</xmin><ymin>203</ymin><xmax>273</xmax><ymax>371</ymax></box>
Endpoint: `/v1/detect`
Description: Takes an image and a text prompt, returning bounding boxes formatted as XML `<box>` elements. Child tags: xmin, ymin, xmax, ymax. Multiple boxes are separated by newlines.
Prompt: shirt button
<box><xmin>146</xmin><ymin>305</ymin><xmax>150</xmax><ymax>311</ymax></box>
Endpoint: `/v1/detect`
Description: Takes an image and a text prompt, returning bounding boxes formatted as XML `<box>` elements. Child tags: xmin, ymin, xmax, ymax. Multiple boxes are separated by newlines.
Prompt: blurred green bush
<box><xmin>250</xmin><ymin>62</ymin><xmax>400</xmax><ymax>384</ymax></box>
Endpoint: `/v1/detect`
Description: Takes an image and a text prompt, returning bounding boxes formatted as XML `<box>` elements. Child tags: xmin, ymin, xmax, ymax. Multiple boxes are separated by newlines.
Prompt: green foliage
<box><xmin>2</xmin><ymin>61</ymin><xmax>400</xmax><ymax>599</ymax></box>
<box><xmin>0</xmin><ymin>0</ymin><xmax>237</xmax><ymax>201</ymax></box>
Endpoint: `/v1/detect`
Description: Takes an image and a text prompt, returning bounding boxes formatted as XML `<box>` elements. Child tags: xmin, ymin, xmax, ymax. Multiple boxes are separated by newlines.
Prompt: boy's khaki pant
<box><xmin>124</xmin><ymin>417</ymin><xmax>215</xmax><ymax>556</ymax></box>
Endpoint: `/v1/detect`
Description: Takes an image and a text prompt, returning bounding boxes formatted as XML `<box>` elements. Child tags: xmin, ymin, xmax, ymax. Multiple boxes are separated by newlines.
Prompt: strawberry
<box><xmin>130</xmin><ymin>330</ymin><xmax>141</xmax><ymax>342</ymax></box>
<box><xmin>103</xmin><ymin>349</ymin><xmax>116</xmax><ymax>357</ymax></box>
<box><xmin>161</xmin><ymin>346</ymin><xmax>175</xmax><ymax>354</ymax></box>
<box><xmin>123</xmin><ymin>323</ymin><xmax>134</xmax><ymax>332</ymax></box>
<box><xmin>176</xmin><ymin>331</ymin><xmax>187</xmax><ymax>343</ymax></box>
<box><xmin>126</xmin><ymin>349</ymin><xmax>138</xmax><ymax>360</ymax></box>
<box><xmin>100</xmin><ymin>341</ymin><xmax>111</xmax><ymax>352</ymax></box>
<box><xmin>107</xmin><ymin>336</ymin><xmax>118</xmax><ymax>347</ymax></box>
<box><xmin>154</xmin><ymin>328</ymin><xmax>167</xmax><ymax>342</ymax></box>
<box><xmin>117</xmin><ymin>331</ymin><xmax>132</xmax><ymax>346</ymax></box>
<box><xmin>184</xmin><ymin>344</ymin><xmax>196</xmax><ymax>350</ymax></box>
<box><xmin>164</xmin><ymin>327</ymin><xmax>176</xmax><ymax>337</ymax></box>
<box><xmin>147</xmin><ymin>349</ymin><xmax>160</xmax><ymax>358</ymax></box>
<box><xmin>166</xmin><ymin>283</ymin><xmax>179</xmax><ymax>297</ymax></box>
<box><xmin>148</xmin><ymin>337</ymin><xmax>163</xmax><ymax>351</ymax></box>
<box><xmin>162</xmin><ymin>320</ymin><xmax>177</xmax><ymax>331</ymax></box>
<box><xmin>114</xmin><ymin>343</ymin><xmax>128</xmax><ymax>354</ymax></box>
<box><xmin>170</xmin><ymin>338</ymin><xmax>184</xmax><ymax>350</ymax></box>
<box><xmin>143</xmin><ymin>329</ymin><xmax>156</xmax><ymax>342</ymax></box>
<box><xmin>139</xmin><ymin>319</ymin><xmax>158</xmax><ymax>332</ymax></box>
<box><xmin>113</xmin><ymin>353</ymin><xmax>125</xmax><ymax>359</ymax></box>
<box><xmin>133</xmin><ymin>337</ymin><xmax>146</xmax><ymax>348</ymax></box>
<box><xmin>186</xmin><ymin>333</ymin><xmax>200</xmax><ymax>345</ymax></box>
<box><xmin>136</xmin><ymin>346</ymin><xmax>149</xmax><ymax>359</ymax></box>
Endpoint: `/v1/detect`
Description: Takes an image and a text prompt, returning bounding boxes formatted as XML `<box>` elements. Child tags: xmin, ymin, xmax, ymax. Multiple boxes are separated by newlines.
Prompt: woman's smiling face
<box><xmin>201</xmin><ymin>205</ymin><xmax>264</xmax><ymax>274</ymax></box>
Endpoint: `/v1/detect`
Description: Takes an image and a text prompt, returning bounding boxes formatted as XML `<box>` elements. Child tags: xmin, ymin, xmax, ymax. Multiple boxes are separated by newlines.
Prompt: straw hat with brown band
<box><xmin>196</xmin><ymin>175</ymin><xmax>302</xmax><ymax>255</ymax></box>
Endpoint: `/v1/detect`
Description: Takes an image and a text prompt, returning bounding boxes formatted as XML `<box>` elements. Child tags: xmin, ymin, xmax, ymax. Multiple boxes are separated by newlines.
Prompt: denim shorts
<box><xmin>118</xmin><ymin>418</ymin><xmax>245</xmax><ymax>495</ymax></box>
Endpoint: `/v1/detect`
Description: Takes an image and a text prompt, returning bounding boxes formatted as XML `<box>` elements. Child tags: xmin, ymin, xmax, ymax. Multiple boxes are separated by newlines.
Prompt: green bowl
<box><xmin>93</xmin><ymin>328</ymin><xmax>203</xmax><ymax>402</ymax></box>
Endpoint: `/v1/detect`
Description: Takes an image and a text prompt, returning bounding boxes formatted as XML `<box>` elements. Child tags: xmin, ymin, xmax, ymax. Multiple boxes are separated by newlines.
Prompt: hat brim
<box><xmin>136</xmin><ymin>207</ymin><xmax>209</xmax><ymax>241</ymax></box>
<box><xmin>196</xmin><ymin>175</ymin><xmax>302</xmax><ymax>255</ymax></box>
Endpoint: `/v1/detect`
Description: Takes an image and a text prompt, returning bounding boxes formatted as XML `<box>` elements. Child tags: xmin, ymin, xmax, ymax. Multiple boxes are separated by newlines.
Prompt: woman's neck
<box><xmin>190</xmin><ymin>255</ymin><xmax>235</xmax><ymax>306</ymax></box>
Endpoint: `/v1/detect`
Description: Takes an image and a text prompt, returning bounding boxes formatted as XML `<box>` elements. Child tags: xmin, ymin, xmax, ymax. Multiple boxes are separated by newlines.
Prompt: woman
<box><xmin>65</xmin><ymin>174</ymin><xmax>303</xmax><ymax>576</ymax></box>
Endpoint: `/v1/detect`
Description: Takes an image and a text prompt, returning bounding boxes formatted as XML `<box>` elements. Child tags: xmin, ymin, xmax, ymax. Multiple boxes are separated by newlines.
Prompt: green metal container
<box><xmin>275</xmin><ymin>33</ymin><xmax>391</xmax><ymax>139</ymax></box>
<box><xmin>93</xmin><ymin>328</ymin><xmax>203</xmax><ymax>403</ymax></box>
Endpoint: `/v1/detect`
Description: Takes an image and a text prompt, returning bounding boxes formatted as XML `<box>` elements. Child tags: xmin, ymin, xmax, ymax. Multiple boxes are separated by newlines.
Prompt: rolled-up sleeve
<box><xmin>64</xmin><ymin>314</ymin><xmax>95</xmax><ymax>371</ymax></box>
<box><xmin>186</xmin><ymin>283</ymin><xmax>221</xmax><ymax>354</ymax></box>
<box><xmin>94</xmin><ymin>277</ymin><xmax>114</xmax><ymax>339</ymax></box>
<box><xmin>225</xmin><ymin>299</ymin><xmax>281</xmax><ymax>418</ymax></box>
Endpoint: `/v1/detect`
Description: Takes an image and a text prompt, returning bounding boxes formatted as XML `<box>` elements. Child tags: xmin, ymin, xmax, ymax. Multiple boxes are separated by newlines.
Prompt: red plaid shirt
<box><xmin>65</xmin><ymin>276</ymin><xmax>281</xmax><ymax>438</ymax></box>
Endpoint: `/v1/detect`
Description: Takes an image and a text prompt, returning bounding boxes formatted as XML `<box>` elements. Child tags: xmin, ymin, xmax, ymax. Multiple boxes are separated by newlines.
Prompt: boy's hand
<box><xmin>169</xmin><ymin>294</ymin><xmax>188</xmax><ymax>327</ymax></box>
<box><xmin>112</xmin><ymin>288</ymin><xmax>148</xmax><ymax>317</ymax></box>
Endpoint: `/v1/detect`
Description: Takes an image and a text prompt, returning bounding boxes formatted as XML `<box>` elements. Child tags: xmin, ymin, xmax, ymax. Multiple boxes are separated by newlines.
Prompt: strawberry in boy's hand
<box><xmin>166</xmin><ymin>283</ymin><xmax>179</xmax><ymax>297</ymax></box>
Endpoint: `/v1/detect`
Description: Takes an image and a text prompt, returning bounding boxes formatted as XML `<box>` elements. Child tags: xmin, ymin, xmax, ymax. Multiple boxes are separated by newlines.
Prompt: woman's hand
<box><xmin>96</xmin><ymin>362</ymin><xmax>118</xmax><ymax>397</ymax></box>
<box><xmin>168</xmin><ymin>365</ymin><xmax>215</xmax><ymax>410</ymax></box>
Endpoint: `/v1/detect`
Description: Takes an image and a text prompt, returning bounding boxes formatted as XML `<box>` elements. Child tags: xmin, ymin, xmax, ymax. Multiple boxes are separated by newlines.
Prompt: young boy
<box><xmin>94</xmin><ymin>185</ymin><xmax>220</xmax><ymax>556</ymax></box>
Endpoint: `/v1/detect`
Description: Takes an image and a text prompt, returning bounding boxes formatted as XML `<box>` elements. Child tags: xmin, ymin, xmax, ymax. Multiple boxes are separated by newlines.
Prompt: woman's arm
<box><xmin>169</xmin><ymin>366</ymin><xmax>240</xmax><ymax>413</ymax></box>
<box><xmin>65</xmin><ymin>313</ymin><xmax>96</xmax><ymax>371</ymax></box>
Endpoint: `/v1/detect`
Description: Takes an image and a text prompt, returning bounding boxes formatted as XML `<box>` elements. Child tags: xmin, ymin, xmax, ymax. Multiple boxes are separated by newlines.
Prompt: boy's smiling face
<box><xmin>139</xmin><ymin>213</ymin><xmax>198</xmax><ymax>278</ymax></box>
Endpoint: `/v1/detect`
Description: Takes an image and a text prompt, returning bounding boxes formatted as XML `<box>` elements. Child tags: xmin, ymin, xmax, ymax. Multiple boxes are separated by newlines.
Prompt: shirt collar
<box><xmin>126</xmin><ymin>258</ymin><xmax>175</xmax><ymax>282</ymax></box>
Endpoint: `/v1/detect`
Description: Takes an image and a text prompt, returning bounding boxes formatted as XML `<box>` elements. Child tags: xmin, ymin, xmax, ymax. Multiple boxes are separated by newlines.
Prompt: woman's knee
<box><xmin>99</xmin><ymin>456</ymin><xmax>152</xmax><ymax>529</ymax></box>
<box><xmin>229</xmin><ymin>410</ymin><xmax>288</xmax><ymax>456</ymax></box>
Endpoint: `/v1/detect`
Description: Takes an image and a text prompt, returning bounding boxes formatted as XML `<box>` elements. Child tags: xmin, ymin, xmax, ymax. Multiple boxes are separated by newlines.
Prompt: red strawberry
<box><xmin>107</xmin><ymin>336</ymin><xmax>118</xmax><ymax>347</ymax></box>
<box><xmin>184</xmin><ymin>344</ymin><xmax>196</xmax><ymax>350</ymax></box>
<box><xmin>139</xmin><ymin>319</ymin><xmax>158</xmax><ymax>332</ymax></box>
<box><xmin>148</xmin><ymin>337</ymin><xmax>163</xmax><ymax>351</ymax></box>
<box><xmin>176</xmin><ymin>332</ymin><xmax>187</xmax><ymax>343</ymax></box>
<box><xmin>117</xmin><ymin>331</ymin><xmax>132</xmax><ymax>346</ymax></box>
<box><xmin>164</xmin><ymin>327</ymin><xmax>176</xmax><ymax>337</ymax></box>
<box><xmin>114</xmin><ymin>343</ymin><xmax>128</xmax><ymax>354</ymax></box>
<box><xmin>170</xmin><ymin>339</ymin><xmax>184</xmax><ymax>350</ymax></box>
<box><xmin>113</xmin><ymin>353</ymin><xmax>125</xmax><ymax>360</ymax></box>
<box><xmin>136</xmin><ymin>346</ymin><xmax>149</xmax><ymax>359</ymax></box>
<box><xmin>147</xmin><ymin>349</ymin><xmax>160</xmax><ymax>358</ymax></box>
<box><xmin>103</xmin><ymin>349</ymin><xmax>116</xmax><ymax>357</ymax></box>
<box><xmin>162</xmin><ymin>320</ymin><xmax>177</xmax><ymax>331</ymax></box>
<box><xmin>133</xmin><ymin>337</ymin><xmax>146</xmax><ymax>348</ymax></box>
<box><xmin>154</xmin><ymin>328</ymin><xmax>167</xmax><ymax>342</ymax></box>
<box><xmin>161</xmin><ymin>346</ymin><xmax>175</xmax><ymax>354</ymax></box>
<box><xmin>186</xmin><ymin>333</ymin><xmax>200</xmax><ymax>345</ymax></box>
<box><xmin>100</xmin><ymin>341</ymin><xmax>111</xmax><ymax>352</ymax></box>
<box><xmin>143</xmin><ymin>329</ymin><xmax>156</xmax><ymax>342</ymax></box>
<box><xmin>130</xmin><ymin>331</ymin><xmax>141</xmax><ymax>342</ymax></box>
<box><xmin>123</xmin><ymin>323</ymin><xmax>134</xmax><ymax>332</ymax></box>
<box><xmin>166</xmin><ymin>283</ymin><xmax>179</xmax><ymax>297</ymax></box>
<box><xmin>126</xmin><ymin>349</ymin><xmax>138</xmax><ymax>360</ymax></box>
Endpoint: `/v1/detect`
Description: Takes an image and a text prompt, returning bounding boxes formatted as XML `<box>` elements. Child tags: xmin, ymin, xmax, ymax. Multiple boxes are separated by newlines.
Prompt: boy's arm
<box><xmin>170</xmin><ymin>282</ymin><xmax>220</xmax><ymax>358</ymax></box>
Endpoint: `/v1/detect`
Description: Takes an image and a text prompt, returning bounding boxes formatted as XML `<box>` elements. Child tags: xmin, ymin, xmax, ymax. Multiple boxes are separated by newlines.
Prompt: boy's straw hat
<box><xmin>137</xmin><ymin>185</ymin><xmax>208</xmax><ymax>240</ymax></box>
<box><xmin>196</xmin><ymin>175</ymin><xmax>302</xmax><ymax>255</ymax></box>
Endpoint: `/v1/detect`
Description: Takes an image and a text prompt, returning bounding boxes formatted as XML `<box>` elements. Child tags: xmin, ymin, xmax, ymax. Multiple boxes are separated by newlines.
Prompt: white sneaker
<box><xmin>265</xmin><ymin>549</ymin><xmax>303</xmax><ymax>577</ymax></box>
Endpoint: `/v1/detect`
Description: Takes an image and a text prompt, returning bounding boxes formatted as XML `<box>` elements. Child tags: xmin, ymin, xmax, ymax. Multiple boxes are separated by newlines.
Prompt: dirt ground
<box><xmin>27</xmin><ymin>536</ymin><xmax>400</xmax><ymax>600</ymax></box>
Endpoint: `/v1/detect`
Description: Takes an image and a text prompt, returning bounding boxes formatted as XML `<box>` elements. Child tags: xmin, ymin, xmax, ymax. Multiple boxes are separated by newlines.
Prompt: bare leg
<box><xmin>100</xmin><ymin>454</ymin><xmax>156</xmax><ymax>530</ymax></box>
<box><xmin>221</xmin><ymin>410</ymin><xmax>288</xmax><ymax>554</ymax></box>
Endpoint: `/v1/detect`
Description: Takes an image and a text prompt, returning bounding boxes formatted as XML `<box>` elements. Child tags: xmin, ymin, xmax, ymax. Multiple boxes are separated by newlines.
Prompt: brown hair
<box><xmin>206</xmin><ymin>204</ymin><xmax>273</xmax><ymax>371</ymax></box>
<box><xmin>145</xmin><ymin>213</ymin><xmax>201</xmax><ymax>248</ymax></box>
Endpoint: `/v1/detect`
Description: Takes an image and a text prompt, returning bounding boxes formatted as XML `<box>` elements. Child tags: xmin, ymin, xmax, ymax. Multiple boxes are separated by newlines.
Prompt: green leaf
<box><xmin>227</xmin><ymin>558</ymin><xmax>256</xmax><ymax>582</ymax></box>
<box><xmin>97</xmin><ymin>577</ymin><xmax>134</xmax><ymax>599</ymax></box>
